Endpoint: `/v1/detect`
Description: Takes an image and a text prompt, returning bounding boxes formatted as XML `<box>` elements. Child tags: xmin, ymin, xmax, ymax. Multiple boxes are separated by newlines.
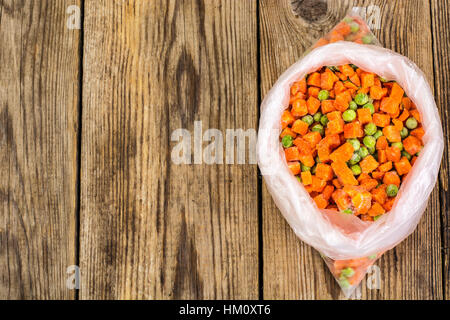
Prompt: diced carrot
<box><xmin>326</xmin><ymin>118</ymin><xmax>345</xmax><ymax>135</ymax></box>
<box><xmin>411</xmin><ymin>127</ymin><xmax>425</xmax><ymax>140</ymax></box>
<box><xmin>368</xmin><ymin>202</ymin><xmax>385</xmax><ymax>217</ymax></box>
<box><xmin>392</xmin><ymin>118</ymin><xmax>403</xmax><ymax>131</ymax></box>
<box><xmin>288</xmin><ymin>162</ymin><xmax>301</xmax><ymax>175</ymax></box>
<box><xmin>343</xmin><ymin>185</ymin><xmax>372</xmax><ymax>215</ymax></box>
<box><xmin>403</xmin><ymin>136</ymin><xmax>422</xmax><ymax>155</ymax></box>
<box><xmin>314</xmin><ymin>194</ymin><xmax>329</xmax><ymax>209</ymax></box>
<box><xmin>316</xmin><ymin>163</ymin><xmax>334</xmax><ymax>181</ymax></box>
<box><xmin>289</xmin><ymin>91</ymin><xmax>306</xmax><ymax>105</ymax></box>
<box><xmin>323</xmin><ymin>185</ymin><xmax>335</xmax><ymax>200</ymax></box>
<box><xmin>385</xmin><ymin>146</ymin><xmax>401</xmax><ymax>162</ymax></box>
<box><xmin>344</xmin><ymin>80</ymin><xmax>358</xmax><ymax>90</ymax></box>
<box><xmin>331</xmin><ymin>161</ymin><xmax>358</xmax><ymax>186</ymax></box>
<box><xmin>361</xmin><ymin>72</ymin><xmax>375</xmax><ymax>88</ymax></box>
<box><xmin>334</xmin><ymin>81</ymin><xmax>346</xmax><ymax>95</ymax></box>
<box><xmin>343</xmin><ymin>121</ymin><xmax>364</xmax><ymax>139</ymax></box>
<box><xmin>285</xmin><ymin>147</ymin><xmax>300</xmax><ymax>161</ymax></box>
<box><xmin>303</xmin><ymin>131</ymin><xmax>322</xmax><ymax>148</ymax></box>
<box><xmin>380</xmin><ymin>97</ymin><xmax>399</xmax><ymax>115</ymax></box>
<box><xmin>411</xmin><ymin>156</ymin><xmax>418</xmax><ymax>165</ymax></box>
<box><xmin>410</xmin><ymin>109</ymin><xmax>421</xmax><ymax>123</ymax></box>
<box><xmin>398</xmin><ymin>108</ymin><xmax>410</xmax><ymax>122</ymax></box>
<box><xmin>371</xmin><ymin>171</ymin><xmax>385</xmax><ymax>180</ymax></box>
<box><xmin>291</xmin><ymin>119</ymin><xmax>309</xmax><ymax>135</ymax></box>
<box><xmin>335</xmin><ymin>90</ymin><xmax>352</xmax><ymax>111</ymax></box>
<box><xmin>339</xmin><ymin>64</ymin><xmax>355</xmax><ymax>77</ymax></box>
<box><xmin>376</xmin><ymin>136</ymin><xmax>388</xmax><ymax>150</ymax></box>
<box><xmin>336</xmin><ymin>71</ymin><xmax>348</xmax><ymax>81</ymax></box>
<box><xmin>329</xmin><ymin>30</ymin><xmax>345</xmax><ymax>42</ymax></box>
<box><xmin>313</xmin><ymin>38</ymin><xmax>329</xmax><ymax>48</ymax></box>
<box><xmin>321</xmin><ymin>71</ymin><xmax>335</xmax><ymax>90</ymax></box>
<box><xmin>308</xmin><ymin>86</ymin><xmax>320</xmax><ymax>98</ymax></box>
<box><xmin>293</xmin><ymin>136</ymin><xmax>313</xmax><ymax>155</ymax></box>
<box><xmin>377</xmin><ymin>161</ymin><xmax>392</xmax><ymax>172</ymax></box>
<box><xmin>317</xmin><ymin>144</ymin><xmax>331</xmax><ymax>163</ymax></box>
<box><xmin>327</xmin><ymin>111</ymin><xmax>342</xmax><ymax>121</ymax></box>
<box><xmin>402</xmin><ymin>97</ymin><xmax>412</xmax><ymax>110</ymax></box>
<box><xmin>307</xmin><ymin>72</ymin><xmax>321</xmax><ymax>87</ymax></box>
<box><xmin>371</xmin><ymin>185</ymin><xmax>387</xmax><ymax>204</ymax></box>
<box><xmin>360</xmin><ymin>178</ymin><xmax>378</xmax><ymax>191</ymax></box>
<box><xmin>330</xmin><ymin>142</ymin><xmax>354</xmax><ymax>162</ymax></box>
<box><xmin>332</xmin><ymin>178</ymin><xmax>343</xmax><ymax>189</ymax></box>
<box><xmin>291</xmin><ymin>98</ymin><xmax>308</xmax><ymax>118</ymax></box>
<box><xmin>321</xmin><ymin>100</ymin><xmax>335</xmax><ymax>114</ymax></box>
<box><xmin>370</xmin><ymin>85</ymin><xmax>386</xmax><ymax>100</ymax></box>
<box><xmin>281</xmin><ymin>110</ymin><xmax>295</xmax><ymax>129</ymax></box>
<box><xmin>307</xmin><ymin>96</ymin><xmax>321</xmax><ymax>114</ymax></box>
<box><xmin>383</xmin><ymin>198</ymin><xmax>395</xmax><ymax>211</ymax></box>
<box><xmin>357</xmin><ymin>173</ymin><xmax>371</xmax><ymax>182</ymax></box>
<box><xmin>280</xmin><ymin>127</ymin><xmax>297</xmax><ymax>139</ymax></box>
<box><xmin>312</xmin><ymin>175</ymin><xmax>327</xmax><ymax>192</ymax></box>
<box><xmin>361</xmin><ymin>214</ymin><xmax>373</xmax><ymax>221</ymax></box>
<box><xmin>301</xmin><ymin>171</ymin><xmax>312</xmax><ymax>185</ymax></box>
<box><xmin>360</xmin><ymin>155</ymin><xmax>379</xmax><ymax>173</ymax></box>
<box><xmin>382</xmin><ymin>125</ymin><xmax>401</xmax><ymax>142</ymax></box>
<box><xmin>299</xmin><ymin>154</ymin><xmax>315</xmax><ymax>167</ymax></box>
<box><xmin>372</xmin><ymin>113</ymin><xmax>391</xmax><ymax>127</ymax></box>
<box><xmin>390</xmin><ymin>82</ymin><xmax>404</xmax><ymax>104</ymax></box>
<box><xmin>394</xmin><ymin>157</ymin><xmax>412</xmax><ymax>175</ymax></box>
<box><xmin>357</xmin><ymin>108</ymin><xmax>372</xmax><ymax>124</ymax></box>
<box><xmin>305</xmin><ymin>185</ymin><xmax>314</xmax><ymax>193</ymax></box>
<box><xmin>383</xmin><ymin>171</ymin><xmax>401</xmax><ymax>187</ymax></box>
<box><xmin>332</xmin><ymin>189</ymin><xmax>351</xmax><ymax>211</ymax></box>
<box><xmin>349</xmin><ymin>73</ymin><xmax>360</xmax><ymax>87</ymax></box>
<box><xmin>378</xmin><ymin>149</ymin><xmax>387</xmax><ymax>163</ymax></box>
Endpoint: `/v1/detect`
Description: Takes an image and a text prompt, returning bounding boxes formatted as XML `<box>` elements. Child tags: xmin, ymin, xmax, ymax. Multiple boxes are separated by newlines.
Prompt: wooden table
<box><xmin>0</xmin><ymin>0</ymin><xmax>448</xmax><ymax>300</ymax></box>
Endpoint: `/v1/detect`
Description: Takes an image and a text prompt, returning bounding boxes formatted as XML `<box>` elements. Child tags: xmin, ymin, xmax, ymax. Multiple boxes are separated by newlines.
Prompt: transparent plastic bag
<box><xmin>257</xmin><ymin>12</ymin><xmax>444</xmax><ymax>297</ymax></box>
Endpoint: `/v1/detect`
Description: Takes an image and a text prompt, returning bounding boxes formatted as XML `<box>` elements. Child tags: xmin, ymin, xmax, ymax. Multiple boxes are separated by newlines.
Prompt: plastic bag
<box><xmin>257</xmin><ymin>11</ymin><xmax>444</xmax><ymax>297</ymax></box>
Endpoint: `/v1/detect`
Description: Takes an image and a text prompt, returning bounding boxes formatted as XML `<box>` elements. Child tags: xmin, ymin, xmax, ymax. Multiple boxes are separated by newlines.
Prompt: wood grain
<box><xmin>259</xmin><ymin>0</ymin><xmax>443</xmax><ymax>299</ymax></box>
<box><xmin>80</xmin><ymin>0</ymin><xmax>258</xmax><ymax>299</ymax></box>
<box><xmin>430</xmin><ymin>0</ymin><xmax>450</xmax><ymax>299</ymax></box>
<box><xmin>0</xmin><ymin>0</ymin><xmax>81</xmax><ymax>299</ymax></box>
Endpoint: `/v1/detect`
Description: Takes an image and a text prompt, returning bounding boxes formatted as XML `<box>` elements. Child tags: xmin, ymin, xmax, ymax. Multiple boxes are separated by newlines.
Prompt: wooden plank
<box><xmin>430</xmin><ymin>0</ymin><xmax>450</xmax><ymax>300</ymax></box>
<box><xmin>80</xmin><ymin>0</ymin><xmax>258</xmax><ymax>299</ymax></box>
<box><xmin>260</xmin><ymin>0</ymin><xmax>442</xmax><ymax>299</ymax></box>
<box><xmin>0</xmin><ymin>1</ymin><xmax>81</xmax><ymax>299</ymax></box>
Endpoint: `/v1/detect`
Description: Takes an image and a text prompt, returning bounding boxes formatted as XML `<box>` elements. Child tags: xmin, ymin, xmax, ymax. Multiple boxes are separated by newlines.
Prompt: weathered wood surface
<box><xmin>80</xmin><ymin>0</ymin><xmax>258</xmax><ymax>299</ymax></box>
<box><xmin>0</xmin><ymin>0</ymin><xmax>81</xmax><ymax>299</ymax></box>
<box><xmin>0</xmin><ymin>0</ymin><xmax>448</xmax><ymax>300</ymax></box>
<box><xmin>260</xmin><ymin>0</ymin><xmax>444</xmax><ymax>299</ymax></box>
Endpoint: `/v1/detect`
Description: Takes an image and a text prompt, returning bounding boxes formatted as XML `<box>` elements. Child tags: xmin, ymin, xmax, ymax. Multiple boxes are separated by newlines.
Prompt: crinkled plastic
<box><xmin>257</xmin><ymin>13</ymin><xmax>444</xmax><ymax>297</ymax></box>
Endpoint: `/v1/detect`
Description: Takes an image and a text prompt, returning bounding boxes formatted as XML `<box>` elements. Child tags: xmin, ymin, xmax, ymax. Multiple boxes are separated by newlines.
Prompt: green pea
<box><xmin>364</xmin><ymin>122</ymin><xmax>377</xmax><ymax>136</ymax></box>
<box><xmin>350</xmin><ymin>22</ymin><xmax>359</xmax><ymax>33</ymax></box>
<box><xmin>301</xmin><ymin>164</ymin><xmax>311</xmax><ymax>172</ymax></box>
<box><xmin>349</xmin><ymin>101</ymin><xmax>358</xmax><ymax>111</ymax></box>
<box><xmin>368</xmin><ymin>254</ymin><xmax>377</xmax><ymax>259</ymax></box>
<box><xmin>401</xmin><ymin>150</ymin><xmax>412</xmax><ymax>160</ymax></box>
<box><xmin>351</xmin><ymin>164</ymin><xmax>362</xmax><ymax>175</ymax></box>
<box><xmin>400</xmin><ymin>127</ymin><xmax>409</xmax><ymax>139</ymax></box>
<box><xmin>406</xmin><ymin>117</ymin><xmax>418</xmax><ymax>129</ymax></box>
<box><xmin>368</xmin><ymin>146</ymin><xmax>376</xmax><ymax>154</ymax></box>
<box><xmin>363</xmin><ymin>135</ymin><xmax>376</xmax><ymax>149</ymax></box>
<box><xmin>302</xmin><ymin>115</ymin><xmax>314</xmax><ymax>126</ymax></box>
<box><xmin>281</xmin><ymin>135</ymin><xmax>293</xmax><ymax>148</ymax></box>
<box><xmin>343</xmin><ymin>109</ymin><xmax>357</xmax><ymax>122</ymax></box>
<box><xmin>349</xmin><ymin>152</ymin><xmax>361</xmax><ymax>165</ymax></box>
<box><xmin>311</xmin><ymin>123</ymin><xmax>324</xmax><ymax>136</ymax></box>
<box><xmin>386</xmin><ymin>184</ymin><xmax>398</xmax><ymax>197</ymax></box>
<box><xmin>347</xmin><ymin>138</ymin><xmax>360</xmax><ymax>151</ymax></box>
<box><xmin>297</xmin><ymin>176</ymin><xmax>302</xmax><ymax>183</ymax></box>
<box><xmin>343</xmin><ymin>17</ymin><xmax>353</xmax><ymax>23</ymax></box>
<box><xmin>342</xmin><ymin>208</ymin><xmax>353</xmax><ymax>214</ymax></box>
<box><xmin>318</xmin><ymin>90</ymin><xmax>329</xmax><ymax>101</ymax></box>
<box><xmin>341</xmin><ymin>267</ymin><xmax>355</xmax><ymax>278</ymax></box>
<box><xmin>313</xmin><ymin>112</ymin><xmax>322</xmax><ymax>122</ymax></box>
<box><xmin>320</xmin><ymin>114</ymin><xmax>329</xmax><ymax>126</ymax></box>
<box><xmin>392</xmin><ymin>142</ymin><xmax>403</xmax><ymax>151</ymax></box>
<box><xmin>362</xmin><ymin>34</ymin><xmax>373</xmax><ymax>44</ymax></box>
<box><xmin>358</xmin><ymin>146</ymin><xmax>369</xmax><ymax>158</ymax></box>
<box><xmin>339</xmin><ymin>277</ymin><xmax>350</xmax><ymax>289</ymax></box>
<box><xmin>350</xmin><ymin>64</ymin><xmax>358</xmax><ymax>70</ymax></box>
<box><xmin>355</xmin><ymin>93</ymin><xmax>369</xmax><ymax>105</ymax></box>
<box><xmin>363</xmin><ymin>102</ymin><xmax>375</xmax><ymax>114</ymax></box>
<box><xmin>373</xmin><ymin>129</ymin><xmax>383</xmax><ymax>140</ymax></box>
<box><xmin>373</xmin><ymin>215</ymin><xmax>382</xmax><ymax>221</ymax></box>
<box><xmin>379</xmin><ymin>77</ymin><xmax>389</xmax><ymax>83</ymax></box>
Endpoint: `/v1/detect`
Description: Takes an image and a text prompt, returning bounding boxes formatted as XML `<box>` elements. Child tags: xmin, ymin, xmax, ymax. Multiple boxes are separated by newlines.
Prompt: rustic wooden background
<box><xmin>0</xmin><ymin>0</ymin><xmax>448</xmax><ymax>300</ymax></box>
